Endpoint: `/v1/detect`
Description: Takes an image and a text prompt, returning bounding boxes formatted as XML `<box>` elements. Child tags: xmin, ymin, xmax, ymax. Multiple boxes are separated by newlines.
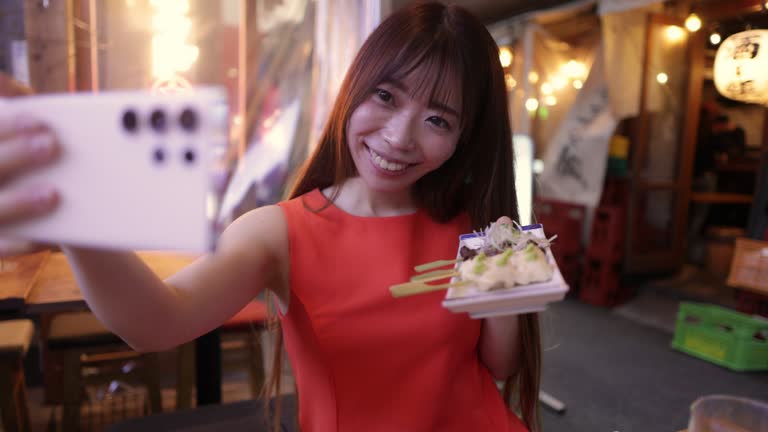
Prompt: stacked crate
<box><xmin>532</xmin><ymin>198</ymin><xmax>586</xmax><ymax>294</ymax></box>
<box><xmin>579</xmin><ymin>177</ymin><xmax>633</xmax><ymax>307</ymax></box>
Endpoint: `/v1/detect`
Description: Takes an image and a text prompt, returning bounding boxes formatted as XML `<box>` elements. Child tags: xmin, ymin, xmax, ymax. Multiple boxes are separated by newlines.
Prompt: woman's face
<box><xmin>346</xmin><ymin>71</ymin><xmax>462</xmax><ymax>194</ymax></box>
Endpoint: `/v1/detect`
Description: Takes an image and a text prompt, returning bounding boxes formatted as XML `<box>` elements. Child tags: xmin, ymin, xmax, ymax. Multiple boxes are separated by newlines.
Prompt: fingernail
<box><xmin>14</xmin><ymin>117</ymin><xmax>40</xmax><ymax>132</ymax></box>
<box><xmin>28</xmin><ymin>188</ymin><xmax>57</xmax><ymax>209</ymax></box>
<box><xmin>28</xmin><ymin>133</ymin><xmax>56</xmax><ymax>160</ymax></box>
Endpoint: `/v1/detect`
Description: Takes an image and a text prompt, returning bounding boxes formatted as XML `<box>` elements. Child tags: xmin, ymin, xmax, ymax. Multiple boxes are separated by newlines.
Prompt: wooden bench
<box><xmin>45</xmin><ymin>311</ymin><xmax>163</xmax><ymax>431</ymax></box>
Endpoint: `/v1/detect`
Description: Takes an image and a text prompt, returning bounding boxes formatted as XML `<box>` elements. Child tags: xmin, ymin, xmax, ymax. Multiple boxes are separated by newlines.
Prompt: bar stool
<box><xmin>0</xmin><ymin>319</ymin><xmax>34</xmax><ymax>432</ymax></box>
<box><xmin>221</xmin><ymin>300</ymin><xmax>268</xmax><ymax>397</ymax></box>
<box><xmin>175</xmin><ymin>300</ymin><xmax>268</xmax><ymax>409</ymax></box>
<box><xmin>45</xmin><ymin>311</ymin><xmax>163</xmax><ymax>431</ymax></box>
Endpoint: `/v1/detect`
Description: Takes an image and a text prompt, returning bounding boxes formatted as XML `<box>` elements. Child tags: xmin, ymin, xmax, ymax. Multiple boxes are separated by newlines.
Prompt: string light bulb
<box><xmin>665</xmin><ymin>25</ymin><xmax>686</xmax><ymax>42</ymax></box>
<box><xmin>504</xmin><ymin>73</ymin><xmax>516</xmax><ymax>90</ymax></box>
<box><xmin>499</xmin><ymin>47</ymin><xmax>513</xmax><ymax>68</ymax></box>
<box><xmin>709</xmin><ymin>32</ymin><xmax>722</xmax><ymax>45</ymax></box>
<box><xmin>685</xmin><ymin>13</ymin><xmax>702</xmax><ymax>32</ymax></box>
<box><xmin>657</xmin><ymin>72</ymin><xmax>669</xmax><ymax>84</ymax></box>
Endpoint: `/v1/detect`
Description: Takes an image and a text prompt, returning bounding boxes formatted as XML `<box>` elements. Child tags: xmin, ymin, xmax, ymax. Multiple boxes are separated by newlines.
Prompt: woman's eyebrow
<box><xmin>383</xmin><ymin>79</ymin><xmax>460</xmax><ymax>118</ymax></box>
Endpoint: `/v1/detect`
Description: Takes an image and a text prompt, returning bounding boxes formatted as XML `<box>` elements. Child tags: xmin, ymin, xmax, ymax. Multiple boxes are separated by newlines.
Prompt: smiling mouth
<box><xmin>367</xmin><ymin>146</ymin><xmax>410</xmax><ymax>172</ymax></box>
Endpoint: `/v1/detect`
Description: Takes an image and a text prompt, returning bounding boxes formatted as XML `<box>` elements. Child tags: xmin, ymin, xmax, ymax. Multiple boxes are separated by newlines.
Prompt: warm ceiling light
<box><xmin>551</xmin><ymin>76</ymin><xmax>567</xmax><ymax>90</ymax></box>
<box><xmin>685</xmin><ymin>13</ymin><xmax>702</xmax><ymax>32</ymax></box>
<box><xmin>525</xmin><ymin>98</ymin><xmax>539</xmax><ymax>111</ymax></box>
<box><xmin>499</xmin><ymin>47</ymin><xmax>513</xmax><ymax>68</ymax></box>
<box><xmin>504</xmin><ymin>73</ymin><xmax>516</xmax><ymax>90</ymax></box>
<box><xmin>709</xmin><ymin>32</ymin><xmax>722</xmax><ymax>45</ymax></box>
<box><xmin>657</xmin><ymin>72</ymin><xmax>669</xmax><ymax>84</ymax></box>
<box><xmin>665</xmin><ymin>25</ymin><xmax>686</xmax><ymax>42</ymax></box>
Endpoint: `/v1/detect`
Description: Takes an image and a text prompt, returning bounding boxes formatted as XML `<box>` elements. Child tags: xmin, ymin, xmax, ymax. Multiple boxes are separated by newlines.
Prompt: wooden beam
<box><xmin>698</xmin><ymin>0</ymin><xmax>765</xmax><ymax>20</ymax></box>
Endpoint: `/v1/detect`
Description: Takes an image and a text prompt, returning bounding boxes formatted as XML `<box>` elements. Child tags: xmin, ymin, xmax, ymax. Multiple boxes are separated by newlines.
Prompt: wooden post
<box><xmin>23</xmin><ymin>0</ymin><xmax>70</xmax><ymax>93</ymax></box>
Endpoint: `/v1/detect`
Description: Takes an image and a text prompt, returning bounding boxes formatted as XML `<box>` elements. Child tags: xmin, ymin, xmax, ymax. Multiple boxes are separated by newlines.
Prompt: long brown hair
<box><xmin>264</xmin><ymin>2</ymin><xmax>541</xmax><ymax>430</ymax></box>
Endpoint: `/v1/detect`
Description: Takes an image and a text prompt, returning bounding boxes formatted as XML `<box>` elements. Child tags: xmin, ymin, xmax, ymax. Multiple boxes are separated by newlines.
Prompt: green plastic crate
<box><xmin>671</xmin><ymin>302</ymin><xmax>768</xmax><ymax>372</ymax></box>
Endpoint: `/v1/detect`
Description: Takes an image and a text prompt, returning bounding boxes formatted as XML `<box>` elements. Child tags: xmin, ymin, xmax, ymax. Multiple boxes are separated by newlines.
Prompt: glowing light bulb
<box><xmin>685</xmin><ymin>13</ymin><xmax>702</xmax><ymax>32</ymax></box>
<box><xmin>665</xmin><ymin>25</ymin><xmax>686</xmax><ymax>42</ymax></box>
<box><xmin>499</xmin><ymin>47</ymin><xmax>513</xmax><ymax>68</ymax></box>
<box><xmin>709</xmin><ymin>32</ymin><xmax>721</xmax><ymax>45</ymax></box>
<box><xmin>563</xmin><ymin>60</ymin><xmax>586</xmax><ymax>78</ymax></box>
<box><xmin>552</xmin><ymin>76</ymin><xmax>567</xmax><ymax>90</ymax></box>
<box><xmin>544</xmin><ymin>95</ymin><xmax>557</xmax><ymax>106</ymax></box>
<box><xmin>573</xmin><ymin>79</ymin><xmax>583</xmax><ymax>89</ymax></box>
<box><xmin>541</xmin><ymin>82</ymin><xmax>553</xmax><ymax>95</ymax></box>
<box><xmin>657</xmin><ymin>72</ymin><xmax>669</xmax><ymax>84</ymax></box>
<box><xmin>528</xmin><ymin>71</ymin><xmax>539</xmax><ymax>84</ymax></box>
<box><xmin>525</xmin><ymin>98</ymin><xmax>539</xmax><ymax>112</ymax></box>
<box><xmin>504</xmin><ymin>73</ymin><xmax>516</xmax><ymax>90</ymax></box>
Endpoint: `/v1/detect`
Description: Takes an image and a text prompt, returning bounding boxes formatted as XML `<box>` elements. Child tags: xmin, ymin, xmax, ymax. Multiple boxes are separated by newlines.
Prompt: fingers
<box><xmin>0</xmin><ymin>115</ymin><xmax>47</xmax><ymax>141</ymax></box>
<box><xmin>0</xmin><ymin>237</ymin><xmax>46</xmax><ymax>257</ymax></box>
<box><xmin>0</xmin><ymin>185</ymin><xmax>59</xmax><ymax>225</ymax></box>
<box><xmin>0</xmin><ymin>131</ymin><xmax>58</xmax><ymax>182</ymax></box>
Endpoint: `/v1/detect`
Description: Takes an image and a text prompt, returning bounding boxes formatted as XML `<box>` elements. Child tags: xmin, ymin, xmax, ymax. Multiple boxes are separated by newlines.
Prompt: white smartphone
<box><xmin>0</xmin><ymin>86</ymin><xmax>230</xmax><ymax>253</ymax></box>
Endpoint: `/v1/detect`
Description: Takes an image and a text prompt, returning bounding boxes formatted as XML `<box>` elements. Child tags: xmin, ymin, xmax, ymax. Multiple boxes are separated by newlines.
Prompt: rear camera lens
<box><xmin>179</xmin><ymin>108</ymin><xmax>198</xmax><ymax>132</ymax></box>
<box><xmin>183</xmin><ymin>148</ymin><xmax>196</xmax><ymax>165</ymax></box>
<box><xmin>153</xmin><ymin>147</ymin><xmax>166</xmax><ymax>164</ymax></box>
<box><xmin>122</xmin><ymin>109</ymin><xmax>139</xmax><ymax>132</ymax></box>
<box><xmin>150</xmin><ymin>109</ymin><xmax>167</xmax><ymax>132</ymax></box>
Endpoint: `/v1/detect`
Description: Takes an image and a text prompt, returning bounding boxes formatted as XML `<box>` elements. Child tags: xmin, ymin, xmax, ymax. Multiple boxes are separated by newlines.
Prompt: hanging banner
<box><xmin>538</xmin><ymin>43</ymin><xmax>617</xmax><ymax>208</ymax></box>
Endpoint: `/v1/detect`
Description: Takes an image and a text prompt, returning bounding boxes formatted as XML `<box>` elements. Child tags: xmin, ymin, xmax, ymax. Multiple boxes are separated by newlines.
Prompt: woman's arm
<box><xmin>65</xmin><ymin>205</ymin><xmax>287</xmax><ymax>352</ymax></box>
<box><xmin>479</xmin><ymin>315</ymin><xmax>522</xmax><ymax>380</ymax></box>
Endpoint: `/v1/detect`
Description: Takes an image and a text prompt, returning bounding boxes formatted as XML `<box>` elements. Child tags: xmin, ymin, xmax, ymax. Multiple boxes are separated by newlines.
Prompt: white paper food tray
<box><xmin>442</xmin><ymin>224</ymin><xmax>570</xmax><ymax>318</ymax></box>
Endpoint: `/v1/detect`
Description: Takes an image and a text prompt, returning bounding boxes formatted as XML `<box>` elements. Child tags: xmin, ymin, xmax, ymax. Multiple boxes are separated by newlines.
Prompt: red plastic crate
<box><xmin>586</xmin><ymin>206</ymin><xmax>626</xmax><ymax>262</ymax></box>
<box><xmin>579</xmin><ymin>257</ymin><xmax>631</xmax><ymax>307</ymax></box>
<box><xmin>553</xmin><ymin>252</ymin><xmax>582</xmax><ymax>293</ymax></box>
<box><xmin>533</xmin><ymin>198</ymin><xmax>585</xmax><ymax>256</ymax></box>
<box><xmin>600</xmin><ymin>177</ymin><xmax>630</xmax><ymax>208</ymax></box>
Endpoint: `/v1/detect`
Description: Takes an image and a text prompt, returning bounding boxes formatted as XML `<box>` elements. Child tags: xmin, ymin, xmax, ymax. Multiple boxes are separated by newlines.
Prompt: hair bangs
<box><xmin>381</xmin><ymin>32</ymin><xmax>467</xmax><ymax>127</ymax></box>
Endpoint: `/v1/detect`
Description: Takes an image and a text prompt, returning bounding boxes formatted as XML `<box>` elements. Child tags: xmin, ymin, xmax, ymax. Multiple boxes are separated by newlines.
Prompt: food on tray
<box><xmin>389</xmin><ymin>218</ymin><xmax>557</xmax><ymax>298</ymax></box>
<box><xmin>457</xmin><ymin>219</ymin><xmax>556</xmax><ymax>291</ymax></box>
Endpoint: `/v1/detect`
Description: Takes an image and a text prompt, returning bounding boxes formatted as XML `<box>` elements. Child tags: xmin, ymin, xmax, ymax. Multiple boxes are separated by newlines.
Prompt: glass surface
<box><xmin>688</xmin><ymin>395</ymin><xmax>768</xmax><ymax>432</ymax></box>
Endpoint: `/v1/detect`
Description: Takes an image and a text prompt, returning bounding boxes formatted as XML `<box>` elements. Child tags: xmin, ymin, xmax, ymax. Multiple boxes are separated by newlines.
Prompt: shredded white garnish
<box><xmin>475</xmin><ymin>220</ymin><xmax>557</xmax><ymax>253</ymax></box>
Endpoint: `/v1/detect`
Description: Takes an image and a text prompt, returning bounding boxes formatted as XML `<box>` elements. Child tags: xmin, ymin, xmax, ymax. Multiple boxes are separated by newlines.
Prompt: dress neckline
<box><xmin>305</xmin><ymin>188</ymin><xmax>421</xmax><ymax>221</ymax></box>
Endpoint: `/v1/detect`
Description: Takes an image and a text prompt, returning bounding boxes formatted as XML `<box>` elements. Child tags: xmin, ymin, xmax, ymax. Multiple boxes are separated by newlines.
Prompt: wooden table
<box><xmin>0</xmin><ymin>250</ymin><xmax>225</xmax><ymax>406</ymax></box>
<box><xmin>26</xmin><ymin>251</ymin><xmax>197</xmax><ymax>313</ymax></box>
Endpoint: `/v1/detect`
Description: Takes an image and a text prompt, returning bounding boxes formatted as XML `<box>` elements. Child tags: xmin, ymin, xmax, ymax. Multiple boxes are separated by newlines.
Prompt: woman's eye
<box><xmin>375</xmin><ymin>89</ymin><xmax>393</xmax><ymax>104</ymax></box>
<box><xmin>427</xmin><ymin>116</ymin><xmax>450</xmax><ymax>130</ymax></box>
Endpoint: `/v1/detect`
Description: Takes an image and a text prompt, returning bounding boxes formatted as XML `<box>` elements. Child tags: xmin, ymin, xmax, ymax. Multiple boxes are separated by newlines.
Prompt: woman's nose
<box><xmin>383</xmin><ymin>111</ymin><xmax>416</xmax><ymax>150</ymax></box>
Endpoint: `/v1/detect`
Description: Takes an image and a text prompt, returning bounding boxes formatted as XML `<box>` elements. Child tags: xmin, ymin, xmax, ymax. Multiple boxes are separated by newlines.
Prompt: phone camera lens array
<box><xmin>180</xmin><ymin>108</ymin><xmax>198</xmax><ymax>132</ymax></box>
<box><xmin>120</xmin><ymin>107</ymin><xmax>199</xmax><ymax>167</ymax></box>
<box><xmin>122</xmin><ymin>110</ymin><xmax>139</xmax><ymax>133</ymax></box>
<box><xmin>150</xmin><ymin>110</ymin><xmax>167</xmax><ymax>132</ymax></box>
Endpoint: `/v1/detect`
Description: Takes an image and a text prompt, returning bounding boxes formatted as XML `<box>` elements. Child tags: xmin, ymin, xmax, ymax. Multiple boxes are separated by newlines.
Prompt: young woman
<box><xmin>0</xmin><ymin>2</ymin><xmax>540</xmax><ymax>431</ymax></box>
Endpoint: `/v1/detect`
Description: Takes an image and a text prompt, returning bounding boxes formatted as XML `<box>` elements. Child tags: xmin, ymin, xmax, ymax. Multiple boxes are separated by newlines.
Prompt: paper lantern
<box><xmin>713</xmin><ymin>30</ymin><xmax>768</xmax><ymax>105</ymax></box>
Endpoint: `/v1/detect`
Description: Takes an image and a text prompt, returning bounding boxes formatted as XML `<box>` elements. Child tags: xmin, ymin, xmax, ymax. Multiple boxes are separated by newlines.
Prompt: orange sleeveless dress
<box><xmin>276</xmin><ymin>189</ymin><xmax>528</xmax><ymax>432</ymax></box>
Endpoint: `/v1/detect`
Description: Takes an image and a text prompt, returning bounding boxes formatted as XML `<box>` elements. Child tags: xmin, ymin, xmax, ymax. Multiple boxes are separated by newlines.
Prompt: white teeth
<box><xmin>368</xmin><ymin>147</ymin><xmax>407</xmax><ymax>172</ymax></box>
